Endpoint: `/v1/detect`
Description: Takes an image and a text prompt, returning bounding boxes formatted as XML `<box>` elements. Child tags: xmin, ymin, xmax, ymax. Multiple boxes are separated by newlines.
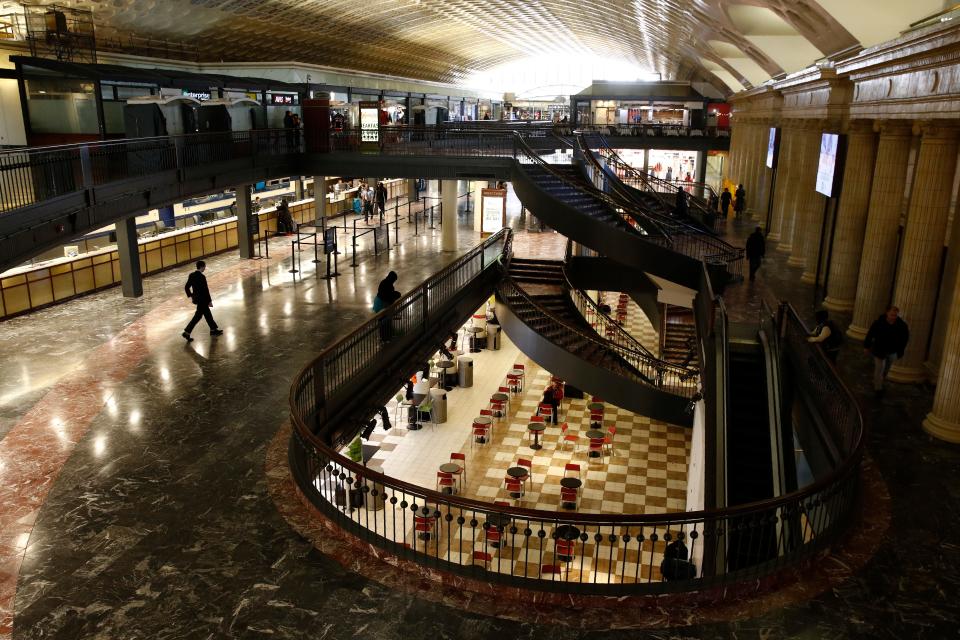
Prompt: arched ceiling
<box><xmin>48</xmin><ymin>0</ymin><xmax>948</xmax><ymax>94</ymax></box>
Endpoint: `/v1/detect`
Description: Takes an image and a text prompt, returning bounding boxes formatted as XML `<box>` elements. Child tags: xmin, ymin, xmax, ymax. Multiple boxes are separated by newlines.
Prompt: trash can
<box><xmin>488</xmin><ymin>325</ymin><xmax>502</xmax><ymax>351</ymax></box>
<box><xmin>458</xmin><ymin>357</ymin><xmax>474</xmax><ymax>388</ymax></box>
<box><xmin>429</xmin><ymin>388</ymin><xmax>447</xmax><ymax>423</ymax></box>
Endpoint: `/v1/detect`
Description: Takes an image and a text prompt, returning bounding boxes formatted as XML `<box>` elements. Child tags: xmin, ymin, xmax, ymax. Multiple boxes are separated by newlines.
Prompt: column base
<box><xmin>922</xmin><ymin>412</ymin><xmax>960</xmax><ymax>443</ymax></box>
<box><xmin>776</xmin><ymin>243</ymin><xmax>793</xmax><ymax>254</ymax></box>
<box><xmin>846</xmin><ymin>323</ymin><xmax>868</xmax><ymax>341</ymax></box>
<box><xmin>799</xmin><ymin>270</ymin><xmax>817</xmax><ymax>284</ymax></box>
<box><xmin>887</xmin><ymin>362</ymin><xmax>928</xmax><ymax>383</ymax></box>
<box><xmin>786</xmin><ymin>254</ymin><xmax>806</xmax><ymax>268</ymax></box>
<box><xmin>822</xmin><ymin>296</ymin><xmax>854</xmax><ymax>313</ymax></box>
<box><xmin>923</xmin><ymin>359</ymin><xmax>940</xmax><ymax>385</ymax></box>
<box><xmin>766</xmin><ymin>232</ymin><xmax>781</xmax><ymax>242</ymax></box>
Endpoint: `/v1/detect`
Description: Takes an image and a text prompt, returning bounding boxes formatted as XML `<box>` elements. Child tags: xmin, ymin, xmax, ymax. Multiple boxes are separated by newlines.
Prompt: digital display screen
<box><xmin>766</xmin><ymin>127</ymin><xmax>778</xmax><ymax>169</ymax></box>
<box><xmin>359</xmin><ymin>101</ymin><xmax>380</xmax><ymax>142</ymax></box>
<box><xmin>270</xmin><ymin>93</ymin><xmax>297</xmax><ymax>106</ymax></box>
<box><xmin>815</xmin><ymin>133</ymin><xmax>840</xmax><ymax>197</ymax></box>
<box><xmin>481</xmin><ymin>189</ymin><xmax>507</xmax><ymax>233</ymax></box>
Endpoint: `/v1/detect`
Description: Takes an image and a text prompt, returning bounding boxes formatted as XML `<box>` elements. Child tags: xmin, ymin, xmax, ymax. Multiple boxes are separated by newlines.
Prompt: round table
<box><xmin>527</xmin><ymin>422</ymin><xmax>546</xmax><ymax>450</ymax></box>
<box><xmin>415</xmin><ymin>506</ymin><xmax>442</xmax><ymax>539</ymax></box>
<box><xmin>554</xmin><ymin>524</ymin><xmax>581</xmax><ymax>541</ymax></box>
<box><xmin>473</xmin><ymin>415</ymin><xmax>492</xmax><ymax>443</ymax></box>
<box><xmin>491</xmin><ymin>392</ymin><xmax>509</xmax><ymax>404</ymax></box>
<box><xmin>587</xmin><ymin>401</ymin><xmax>604</xmax><ymax>413</ymax></box>
<box><xmin>585</xmin><ymin>430</ymin><xmax>605</xmax><ymax>457</ymax></box>
<box><xmin>510</xmin><ymin>368</ymin><xmax>525</xmax><ymax>389</ymax></box>
<box><xmin>506</xmin><ymin>466</ymin><xmax>528</xmax><ymax>498</ymax></box>
<box><xmin>559</xmin><ymin>477</ymin><xmax>582</xmax><ymax>510</ymax></box>
<box><xmin>437</xmin><ymin>360</ymin><xmax>456</xmax><ymax>390</ymax></box>
<box><xmin>439</xmin><ymin>462</ymin><xmax>461</xmax><ymax>494</ymax></box>
<box><xmin>485</xmin><ymin>512</ymin><xmax>511</xmax><ymax>529</ymax></box>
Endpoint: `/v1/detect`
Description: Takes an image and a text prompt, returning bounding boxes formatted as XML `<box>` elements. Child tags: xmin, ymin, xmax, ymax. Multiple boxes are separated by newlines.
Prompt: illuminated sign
<box><xmin>182</xmin><ymin>90</ymin><xmax>211</xmax><ymax>101</ymax></box>
<box><xmin>270</xmin><ymin>93</ymin><xmax>298</xmax><ymax>106</ymax></box>
<box><xmin>481</xmin><ymin>188</ymin><xmax>507</xmax><ymax>234</ymax></box>
<box><xmin>815</xmin><ymin>133</ymin><xmax>840</xmax><ymax>197</ymax></box>
<box><xmin>766</xmin><ymin>127</ymin><xmax>779</xmax><ymax>169</ymax></box>
<box><xmin>359</xmin><ymin>100</ymin><xmax>380</xmax><ymax>143</ymax></box>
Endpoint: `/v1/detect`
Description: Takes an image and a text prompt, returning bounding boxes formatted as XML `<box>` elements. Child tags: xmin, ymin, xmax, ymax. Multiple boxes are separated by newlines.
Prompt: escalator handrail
<box><xmin>498</xmin><ymin>275</ymin><xmax>700</xmax><ymax>395</ymax></box>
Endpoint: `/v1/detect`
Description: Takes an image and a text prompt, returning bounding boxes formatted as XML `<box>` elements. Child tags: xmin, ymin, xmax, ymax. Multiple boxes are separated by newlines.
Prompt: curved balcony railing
<box><xmin>573</xmin><ymin>123</ymin><xmax>731</xmax><ymax>139</ymax></box>
<box><xmin>289</xmin><ymin>237</ymin><xmax>865</xmax><ymax>596</ymax></box>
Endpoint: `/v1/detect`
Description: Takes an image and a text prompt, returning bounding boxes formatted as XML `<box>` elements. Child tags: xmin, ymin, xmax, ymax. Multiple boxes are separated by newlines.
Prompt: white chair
<box><xmin>394</xmin><ymin>393</ymin><xmax>413</xmax><ymax>424</ymax></box>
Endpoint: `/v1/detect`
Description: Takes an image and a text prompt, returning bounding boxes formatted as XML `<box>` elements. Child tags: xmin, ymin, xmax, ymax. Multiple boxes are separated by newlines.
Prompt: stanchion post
<box><xmin>312</xmin><ymin>231</ymin><xmax>321</xmax><ymax>264</ymax></box>
<box><xmin>289</xmin><ymin>239</ymin><xmax>299</xmax><ymax>273</ymax></box>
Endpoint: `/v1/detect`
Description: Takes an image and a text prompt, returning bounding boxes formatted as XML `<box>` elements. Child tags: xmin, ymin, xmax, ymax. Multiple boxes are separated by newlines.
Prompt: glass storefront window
<box><xmin>25</xmin><ymin>77</ymin><xmax>99</xmax><ymax>134</ymax></box>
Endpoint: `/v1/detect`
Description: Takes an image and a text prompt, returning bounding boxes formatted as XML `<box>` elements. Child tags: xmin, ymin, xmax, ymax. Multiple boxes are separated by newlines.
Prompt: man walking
<box><xmin>375</xmin><ymin>181</ymin><xmax>387</xmax><ymax>224</ymax></box>
<box><xmin>734</xmin><ymin>183</ymin><xmax>746</xmax><ymax>218</ymax></box>
<box><xmin>182</xmin><ymin>260</ymin><xmax>223</xmax><ymax>342</ymax></box>
<box><xmin>720</xmin><ymin>187</ymin><xmax>732</xmax><ymax>218</ymax></box>
<box><xmin>864</xmin><ymin>306</ymin><xmax>909</xmax><ymax>396</ymax></box>
<box><xmin>745</xmin><ymin>226</ymin><xmax>765</xmax><ymax>281</ymax></box>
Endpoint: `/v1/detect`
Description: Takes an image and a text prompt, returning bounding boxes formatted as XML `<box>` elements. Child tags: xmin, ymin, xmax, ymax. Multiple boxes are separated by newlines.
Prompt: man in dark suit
<box><xmin>182</xmin><ymin>260</ymin><xmax>223</xmax><ymax>342</ymax></box>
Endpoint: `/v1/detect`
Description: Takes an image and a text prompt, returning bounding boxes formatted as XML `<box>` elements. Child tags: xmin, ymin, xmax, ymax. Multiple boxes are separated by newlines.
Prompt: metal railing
<box><xmin>499</xmin><ymin>275</ymin><xmax>699</xmax><ymax>396</ymax></box>
<box><xmin>575</xmin><ymin>123</ymin><xmax>731</xmax><ymax>139</ymax></box>
<box><xmin>288</xmin><ymin>293</ymin><xmax>864</xmax><ymax>593</ymax></box>
<box><xmin>575</xmin><ymin>134</ymin><xmax>743</xmax><ymax>280</ymax></box>
<box><xmin>0</xmin><ymin>128</ymin><xmax>299</xmax><ymax>215</ymax></box>
<box><xmin>292</xmin><ymin>229</ymin><xmax>511</xmax><ymax>440</ymax></box>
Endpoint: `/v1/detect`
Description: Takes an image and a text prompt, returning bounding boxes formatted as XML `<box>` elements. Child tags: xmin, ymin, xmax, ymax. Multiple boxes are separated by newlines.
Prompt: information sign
<box><xmin>324</xmin><ymin>227</ymin><xmax>337</xmax><ymax>254</ymax></box>
<box><xmin>359</xmin><ymin>101</ymin><xmax>380</xmax><ymax>143</ymax></box>
<box><xmin>481</xmin><ymin>188</ymin><xmax>508</xmax><ymax>234</ymax></box>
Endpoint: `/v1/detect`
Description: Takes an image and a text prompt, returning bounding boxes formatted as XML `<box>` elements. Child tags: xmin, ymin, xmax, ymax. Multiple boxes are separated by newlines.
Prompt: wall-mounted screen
<box><xmin>359</xmin><ymin>101</ymin><xmax>379</xmax><ymax>142</ymax></box>
<box><xmin>766</xmin><ymin>127</ymin><xmax>779</xmax><ymax>169</ymax></box>
<box><xmin>481</xmin><ymin>188</ymin><xmax>507</xmax><ymax>234</ymax></box>
<box><xmin>815</xmin><ymin>133</ymin><xmax>840</xmax><ymax>197</ymax></box>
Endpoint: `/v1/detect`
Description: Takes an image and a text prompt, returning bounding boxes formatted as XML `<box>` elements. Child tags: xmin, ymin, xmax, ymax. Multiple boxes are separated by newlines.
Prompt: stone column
<box><xmin>235</xmin><ymin>184</ymin><xmax>254</xmax><ymax>259</ymax></box>
<box><xmin>441</xmin><ymin>179</ymin><xmax>458</xmax><ymax>251</ymax></box>
<box><xmin>887</xmin><ymin>123</ymin><xmax>959</xmax><ymax>382</ymax></box>
<box><xmin>737</xmin><ymin>122</ymin><xmax>755</xmax><ymax>210</ymax></box>
<box><xmin>767</xmin><ymin>126</ymin><xmax>796</xmax><ymax>243</ymax></box>
<box><xmin>726</xmin><ymin>121</ymin><xmax>742</xmax><ymax>185</ymax></box>
<box><xmin>822</xmin><ymin>121</ymin><xmax>878</xmax><ymax>311</ymax></box>
<box><xmin>924</xmin><ymin>269</ymin><xmax>960</xmax><ymax>442</ymax></box>
<box><xmin>749</xmin><ymin>123</ymin><xmax>770</xmax><ymax>221</ymax></box>
<box><xmin>115</xmin><ymin>216</ymin><xmax>143</xmax><ymax>298</ymax></box>
<box><xmin>847</xmin><ymin>122</ymin><xmax>914</xmax><ymax>339</ymax></box>
<box><xmin>781</xmin><ymin>123</ymin><xmax>820</xmax><ymax>258</ymax></box>
<box><xmin>314</xmin><ymin>176</ymin><xmax>332</xmax><ymax>224</ymax></box>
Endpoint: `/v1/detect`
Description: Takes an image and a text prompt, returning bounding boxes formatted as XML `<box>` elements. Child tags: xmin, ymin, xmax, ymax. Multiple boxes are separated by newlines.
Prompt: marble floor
<box><xmin>0</xmin><ymin>197</ymin><xmax>958</xmax><ymax>639</ymax></box>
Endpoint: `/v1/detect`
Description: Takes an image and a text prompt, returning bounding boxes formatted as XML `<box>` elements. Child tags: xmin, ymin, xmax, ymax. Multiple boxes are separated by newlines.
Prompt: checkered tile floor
<box><xmin>327</xmin><ymin>354</ymin><xmax>693</xmax><ymax>583</ymax></box>
<box><xmin>590</xmin><ymin>291</ymin><xmax>660</xmax><ymax>356</ymax></box>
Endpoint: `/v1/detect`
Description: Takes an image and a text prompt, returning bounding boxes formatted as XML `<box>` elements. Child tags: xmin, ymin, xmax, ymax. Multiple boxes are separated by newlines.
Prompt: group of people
<box><xmin>351</xmin><ymin>181</ymin><xmax>388</xmax><ymax>224</ymax></box>
<box><xmin>282</xmin><ymin>110</ymin><xmax>301</xmax><ymax>150</ymax></box>
<box><xmin>711</xmin><ymin>184</ymin><xmax>746</xmax><ymax>219</ymax></box>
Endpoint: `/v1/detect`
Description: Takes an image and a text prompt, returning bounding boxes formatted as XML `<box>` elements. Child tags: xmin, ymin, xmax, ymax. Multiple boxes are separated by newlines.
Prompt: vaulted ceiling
<box><xmin>60</xmin><ymin>0</ymin><xmax>947</xmax><ymax>93</ymax></box>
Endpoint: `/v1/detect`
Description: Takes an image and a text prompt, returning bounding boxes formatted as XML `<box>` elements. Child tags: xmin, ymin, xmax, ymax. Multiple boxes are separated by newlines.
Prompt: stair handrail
<box><xmin>512</xmin><ymin>133</ymin><xmax>675</xmax><ymax>242</ymax></box>
<box><xmin>575</xmin><ymin>133</ymin><xmax>744</xmax><ymax>276</ymax></box>
<box><xmin>499</xmin><ymin>275</ymin><xmax>700</xmax><ymax>395</ymax></box>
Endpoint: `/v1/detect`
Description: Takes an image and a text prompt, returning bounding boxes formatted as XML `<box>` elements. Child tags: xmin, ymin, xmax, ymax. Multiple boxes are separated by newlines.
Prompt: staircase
<box><xmin>497</xmin><ymin>259</ymin><xmax>696</xmax><ymax>425</ymax></box>
<box><xmin>520</xmin><ymin>164</ymin><xmax>634</xmax><ymax>232</ymax></box>
<box><xmin>662</xmin><ymin>306</ymin><xmax>697</xmax><ymax>368</ymax></box>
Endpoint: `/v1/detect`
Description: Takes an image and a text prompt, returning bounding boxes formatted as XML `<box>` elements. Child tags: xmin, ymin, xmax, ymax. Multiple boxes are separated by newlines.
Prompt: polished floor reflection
<box><xmin>0</xmin><ymin>201</ymin><xmax>958</xmax><ymax>638</ymax></box>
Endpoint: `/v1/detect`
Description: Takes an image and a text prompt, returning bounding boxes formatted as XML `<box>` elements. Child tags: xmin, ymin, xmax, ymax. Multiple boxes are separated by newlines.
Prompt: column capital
<box><xmin>912</xmin><ymin>120</ymin><xmax>960</xmax><ymax>141</ymax></box>
<box><xmin>843</xmin><ymin>119</ymin><xmax>876</xmax><ymax>136</ymax></box>
<box><xmin>873</xmin><ymin>119</ymin><xmax>913</xmax><ymax>137</ymax></box>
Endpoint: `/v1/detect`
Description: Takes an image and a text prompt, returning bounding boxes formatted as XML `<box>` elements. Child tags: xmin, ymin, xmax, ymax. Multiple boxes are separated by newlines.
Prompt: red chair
<box><xmin>559</xmin><ymin>423</ymin><xmax>579</xmax><ymax>451</ymax></box>
<box><xmin>564</xmin><ymin>462</ymin><xmax>581</xmax><ymax>479</ymax></box>
<box><xmin>538</xmin><ymin>403</ymin><xmax>553</xmax><ymax>423</ymax></box>
<box><xmin>450</xmin><ymin>452</ymin><xmax>467</xmax><ymax>485</ymax></box>
<box><xmin>590</xmin><ymin>410</ymin><xmax>604</xmax><ymax>424</ymax></box>
<box><xmin>504</xmin><ymin>478</ymin><xmax>524</xmax><ymax>501</ymax></box>
<box><xmin>472</xmin><ymin>550</ymin><xmax>493</xmax><ymax>567</ymax></box>
<box><xmin>471</xmin><ymin>424</ymin><xmax>490</xmax><ymax>448</ymax></box>
<box><xmin>530</xmin><ymin>415</ymin><xmax>545</xmax><ymax>423</ymax></box>
<box><xmin>507</xmin><ymin>373</ymin><xmax>522</xmax><ymax>394</ymax></box>
<box><xmin>490</xmin><ymin>398</ymin><xmax>506</xmax><ymax>421</ymax></box>
<box><xmin>493</xmin><ymin>500</ymin><xmax>511</xmax><ymax>507</ymax></box>
<box><xmin>517</xmin><ymin>458</ymin><xmax>533</xmax><ymax>488</ymax></box>
<box><xmin>514</xmin><ymin>363</ymin><xmax>526</xmax><ymax>388</ymax></box>
<box><xmin>560</xmin><ymin>486</ymin><xmax>578</xmax><ymax>508</ymax></box>
<box><xmin>555</xmin><ymin>538</ymin><xmax>576</xmax><ymax>563</ymax></box>
<box><xmin>540</xmin><ymin>563</ymin><xmax>564</xmax><ymax>579</ymax></box>
<box><xmin>415</xmin><ymin>516</ymin><xmax>435</xmax><ymax>540</ymax></box>
<box><xmin>484</xmin><ymin>527</ymin><xmax>502</xmax><ymax>548</ymax></box>
<box><xmin>588</xmin><ymin>437</ymin><xmax>605</xmax><ymax>463</ymax></box>
<box><xmin>436</xmin><ymin>471</ymin><xmax>456</xmax><ymax>492</ymax></box>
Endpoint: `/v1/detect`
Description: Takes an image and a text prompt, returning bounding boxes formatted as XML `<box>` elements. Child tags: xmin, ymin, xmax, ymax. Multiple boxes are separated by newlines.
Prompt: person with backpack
<box><xmin>808</xmin><ymin>309</ymin><xmax>843</xmax><ymax>363</ymax></box>
<box><xmin>660</xmin><ymin>536</ymin><xmax>696</xmax><ymax>581</ymax></box>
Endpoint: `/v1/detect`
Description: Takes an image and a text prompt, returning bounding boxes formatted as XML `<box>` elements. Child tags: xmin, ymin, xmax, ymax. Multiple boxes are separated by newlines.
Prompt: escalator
<box><xmin>497</xmin><ymin>258</ymin><xmax>698</xmax><ymax>426</ymax></box>
<box><xmin>725</xmin><ymin>338</ymin><xmax>780</xmax><ymax>571</ymax></box>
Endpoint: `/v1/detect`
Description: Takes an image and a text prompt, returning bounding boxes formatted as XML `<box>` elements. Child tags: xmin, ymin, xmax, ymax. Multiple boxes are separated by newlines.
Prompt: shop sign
<box><xmin>182</xmin><ymin>90</ymin><xmax>211</xmax><ymax>101</ymax></box>
<box><xmin>359</xmin><ymin>100</ymin><xmax>380</xmax><ymax>143</ymax></box>
<box><xmin>270</xmin><ymin>93</ymin><xmax>298</xmax><ymax>106</ymax></box>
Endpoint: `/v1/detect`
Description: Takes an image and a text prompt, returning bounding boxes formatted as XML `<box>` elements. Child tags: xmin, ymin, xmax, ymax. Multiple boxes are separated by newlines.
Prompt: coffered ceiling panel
<box><xmin>42</xmin><ymin>0</ymin><xmax>943</xmax><ymax>95</ymax></box>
